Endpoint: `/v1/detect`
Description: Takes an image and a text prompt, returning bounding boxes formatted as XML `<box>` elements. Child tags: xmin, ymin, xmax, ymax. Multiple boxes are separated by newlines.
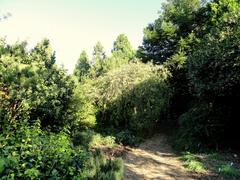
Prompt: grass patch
<box><xmin>179</xmin><ymin>151</ymin><xmax>240</xmax><ymax>179</ymax></box>
<box><xmin>89</xmin><ymin>133</ymin><xmax>116</xmax><ymax>149</ymax></box>
<box><xmin>218</xmin><ymin>164</ymin><xmax>240</xmax><ymax>177</ymax></box>
<box><xmin>179</xmin><ymin>152</ymin><xmax>206</xmax><ymax>173</ymax></box>
<box><xmin>186</xmin><ymin>160</ymin><xmax>206</xmax><ymax>173</ymax></box>
<box><xmin>72</xmin><ymin>130</ymin><xmax>116</xmax><ymax>149</ymax></box>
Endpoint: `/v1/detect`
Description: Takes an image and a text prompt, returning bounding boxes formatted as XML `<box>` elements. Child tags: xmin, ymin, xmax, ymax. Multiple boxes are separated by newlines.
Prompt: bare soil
<box><xmin>123</xmin><ymin>133</ymin><xmax>196</xmax><ymax>180</ymax></box>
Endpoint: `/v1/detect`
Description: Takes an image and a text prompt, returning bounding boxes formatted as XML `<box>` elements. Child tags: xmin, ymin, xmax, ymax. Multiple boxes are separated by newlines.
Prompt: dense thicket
<box><xmin>71</xmin><ymin>37</ymin><xmax>171</xmax><ymax>144</ymax></box>
<box><xmin>71</xmin><ymin>0</ymin><xmax>240</xmax><ymax>150</ymax></box>
<box><xmin>94</xmin><ymin>62</ymin><xmax>171</xmax><ymax>136</ymax></box>
<box><xmin>0</xmin><ymin>39</ymin><xmax>123</xmax><ymax>178</ymax></box>
<box><xmin>1</xmin><ymin>0</ymin><xmax>240</xmax><ymax>178</ymax></box>
<box><xmin>138</xmin><ymin>0</ymin><xmax>240</xmax><ymax>151</ymax></box>
<box><xmin>0</xmin><ymin>121</ymin><xmax>123</xmax><ymax>179</ymax></box>
<box><xmin>0</xmin><ymin>39</ymin><xmax>74</xmax><ymax>130</ymax></box>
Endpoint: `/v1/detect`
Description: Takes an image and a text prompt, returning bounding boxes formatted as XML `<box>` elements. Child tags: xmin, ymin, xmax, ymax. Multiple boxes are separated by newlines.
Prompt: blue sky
<box><xmin>0</xmin><ymin>0</ymin><xmax>163</xmax><ymax>72</ymax></box>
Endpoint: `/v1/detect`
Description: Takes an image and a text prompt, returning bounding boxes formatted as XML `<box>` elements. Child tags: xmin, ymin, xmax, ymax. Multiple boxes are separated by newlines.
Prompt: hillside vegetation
<box><xmin>1</xmin><ymin>0</ymin><xmax>240</xmax><ymax>179</ymax></box>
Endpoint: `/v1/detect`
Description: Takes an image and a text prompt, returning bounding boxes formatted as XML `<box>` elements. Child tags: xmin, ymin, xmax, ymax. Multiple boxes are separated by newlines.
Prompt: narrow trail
<box><xmin>124</xmin><ymin>133</ymin><xmax>195</xmax><ymax>180</ymax></box>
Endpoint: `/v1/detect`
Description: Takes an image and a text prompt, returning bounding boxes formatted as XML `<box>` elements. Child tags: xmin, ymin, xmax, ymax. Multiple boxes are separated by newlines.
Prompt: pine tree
<box><xmin>92</xmin><ymin>41</ymin><xmax>106</xmax><ymax>64</ymax></box>
<box><xmin>112</xmin><ymin>34</ymin><xmax>135</xmax><ymax>61</ymax></box>
<box><xmin>74</xmin><ymin>50</ymin><xmax>91</xmax><ymax>82</ymax></box>
<box><xmin>91</xmin><ymin>42</ymin><xmax>106</xmax><ymax>77</ymax></box>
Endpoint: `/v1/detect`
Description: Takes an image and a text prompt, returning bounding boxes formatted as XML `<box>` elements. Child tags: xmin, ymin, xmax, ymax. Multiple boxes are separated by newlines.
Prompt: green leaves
<box><xmin>93</xmin><ymin>62</ymin><xmax>172</xmax><ymax>135</ymax></box>
<box><xmin>74</xmin><ymin>50</ymin><xmax>91</xmax><ymax>82</ymax></box>
<box><xmin>187</xmin><ymin>0</ymin><xmax>240</xmax><ymax>98</ymax></box>
<box><xmin>0</xmin><ymin>158</ymin><xmax>6</xmax><ymax>174</ymax></box>
<box><xmin>0</xmin><ymin>29</ymin><xmax>123</xmax><ymax>180</ymax></box>
<box><xmin>112</xmin><ymin>34</ymin><xmax>135</xmax><ymax>60</ymax></box>
<box><xmin>137</xmin><ymin>0</ymin><xmax>240</xmax><ymax>151</ymax></box>
<box><xmin>86</xmin><ymin>35</ymin><xmax>136</xmax><ymax>79</ymax></box>
<box><xmin>0</xmin><ymin>121</ymin><xmax>122</xmax><ymax>179</ymax></box>
<box><xmin>24</xmin><ymin>168</ymin><xmax>40</xmax><ymax>179</ymax></box>
<box><xmin>0</xmin><ymin>39</ymin><xmax>74</xmax><ymax>130</ymax></box>
<box><xmin>138</xmin><ymin>0</ymin><xmax>202</xmax><ymax>64</ymax></box>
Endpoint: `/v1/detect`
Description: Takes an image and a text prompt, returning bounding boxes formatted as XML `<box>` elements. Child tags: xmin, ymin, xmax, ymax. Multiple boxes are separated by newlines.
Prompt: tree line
<box><xmin>0</xmin><ymin>0</ymin><xmax>240</xmax><ymax>178</ymax></box>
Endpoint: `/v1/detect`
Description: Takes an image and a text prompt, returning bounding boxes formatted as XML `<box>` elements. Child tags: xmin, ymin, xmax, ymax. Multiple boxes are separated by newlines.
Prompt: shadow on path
<box><xmin>124</xmin><ymin>133</ymin><xmax>197</xmax><ymax>180</ymax></box>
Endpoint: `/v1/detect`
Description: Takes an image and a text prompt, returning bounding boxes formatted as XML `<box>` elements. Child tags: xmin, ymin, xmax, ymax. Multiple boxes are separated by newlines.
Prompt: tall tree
<box><xmin>138</xmin><ymin>0</ymin><xmax>202</xmax><ymax>64</ymax></box>
<box><xmin>112</xmin><ymin>34</ymin><xmax>135</xmax><ymax>60</ymax></box>
<box><xmin>92</xmin><ymin>41</ymin><xmax>106</xmax><ymax>64</ymax></box>
<box><xmin>90</xmin><ymin>42</ymin><xmax>107</xmax><ymax>77</ymax></box>
<box><xmin>0</xmin><ymin>39</ymin><xmax>74</xmax><ymax>130</ymax></box>
<box><xmin>74</xmin><ymin>50</ymin><xmax>91</xmax><ymax>82</ymax></box>
<box><xmin>30</xmin><ymin>39</ymin><xmax>56</xmax><ymax>68</ymax></box>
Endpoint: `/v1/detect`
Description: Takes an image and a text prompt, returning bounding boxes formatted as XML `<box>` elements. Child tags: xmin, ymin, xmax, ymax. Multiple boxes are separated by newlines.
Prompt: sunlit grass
<box><xmin>179</xmin><ymin>152</ymin><xmax>240</xmax><ymax>178</ymax></box>
<box><xmin>179</xmin><ymin>152</ymin><xmax>206</xmax><ymax>173</ymax></box>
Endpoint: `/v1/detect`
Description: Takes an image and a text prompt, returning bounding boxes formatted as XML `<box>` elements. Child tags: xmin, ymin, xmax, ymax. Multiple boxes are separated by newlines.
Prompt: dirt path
<box><xmin>124</xmin><ymin>133</ymin><xmax>195</xmax><ymax>180</ymax></box>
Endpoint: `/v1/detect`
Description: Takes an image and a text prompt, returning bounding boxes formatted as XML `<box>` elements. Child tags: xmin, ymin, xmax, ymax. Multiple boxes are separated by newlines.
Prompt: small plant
<box><xmin>218</xmin><ymin>164</ymin><xmax>240</xmax><ymax>178</ymax></box>
<box><xmin>72</xmin><ymin>130</ymin><xmax>116</xmax><ymax>149</ymax></box>
<box><xmin>186</xmin><ymin>160</ymin><xmax>206</xmax><ymax>173</ymax></box>
<box><xmin>179</xmin><ymin>152</ymin><xmax>206</xmax><ymax>173</ymax></box>
<box><xmin>179</xmin><ymin>151</ymin><xmax>240</xmax><ymax>179</ymax></box>
<box><xmin>90</xmin><ymin>134</ymin><xmax>116</xmax><ymax>149</ymax></box>
<box><xmin>115</xmin><ymin>130</ymin><xmax>142</xmax><ymax>146</ymax></box>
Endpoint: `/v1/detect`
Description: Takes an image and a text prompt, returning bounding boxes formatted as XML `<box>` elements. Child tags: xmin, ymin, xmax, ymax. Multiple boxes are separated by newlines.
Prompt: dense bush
<box><xmin>69</xmin><ymin>79</ymin><xmax>97</xmax><ymax>130</ymax></box>
<box><xmin>89</xmin><ymin>151</ymin><xmax>123</xmax><ymax>180</ymax></box>
<box><xmin>187</xmin><ymin>22</ymin><xmax>240</xmax><ymax>98</ymax></box>
<box><xmin>0</xmin><ymin>121</ymin><xmax>83</xmax><ymax>179</ymax></box>
<box><xmin>0</xmin><ymin>39</ymin><xmax>74</xmax><ymax>130</ymax></box>
<box><xmin>72</xmin><ymin>130</ymin><xmax>116</xmax><ymax>149</ymax></box>
<box><xmin>114</xmin><ymin>130</ymin><xmax>142</xmax><ymax>146</ymax></box>
<box><xmin>181</xmin><ymin>0</ymin><xmax>240</xmax><ymax>150</ymax></box>
<box><xmin>138</xmin><ymin>0</ymin><xmax>240</xmax><ymax>151</ymax></box>
<box><xmin>0</xmin><ymin>39</ymin><xmax>124</xmax><ymax>179</ymax></box>
<box><xmin>174</xmin><ymin>102</ymin><xmax>226</xmax><ymax>151</ymax></box>
<box><xmin>93</xmin><ymin>62</ymin><xmax>172</xmax><ymax>136</ymax></box>
<box><xmin>0</xmin><ymin>121</ymin><xmax>123</xmax><ymax>179</ymax></box>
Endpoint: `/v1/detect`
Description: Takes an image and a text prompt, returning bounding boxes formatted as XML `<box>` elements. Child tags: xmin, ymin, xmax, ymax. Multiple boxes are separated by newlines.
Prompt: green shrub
<box><xmin>0</xmin><ymin>39</ymin><xmax>74</xmax><ymax>131</ymax></box>
<box><xmin>187</xmin><ymin>0</ymin><xmax>240</xmax><ymax>98</ymax></box>
<box><xmin>72</xmin><ymin>130</ymin><xmax>115</xmax><ymax>149</ymax></box>
<box><xmin>0</xmin><ymin>122</ymin><xmax>123</xmax><ymax>179</ymax></box>
<box><xmin>91</xmin><ymin>152</ymin><xmax>124</xmax><ymax>180</ymax></box>
<box><xmin>89</xmin><ymin>134</ymin><xmax>115</xmax><ymax>149</ymax></box>
<box><xmin>218</xmin><ymin>164</ymin><xmax>240</xmax><ymax>178</ymax></box>
<box><xmin>0</xmin><ymin>39</ymin><xmax>125</xmax><ymax>180</ymax></box>
<box><xmin>68</xmin><ymin>79</ymin><xmax>97</xmax><ymax>130</ymax></box>
<box><xmin>94</xmin><ymin>62</ymin><xmax>172</xmax><ymax>136</ymax></box>
<box><xmin>115</xmin><ymin>130</ymin><xmax>142</xmax><ymax>146</ymax></box>
<box><xmin>179</xmin><ymin>152</ymin><xmax>206</xmax><ymax>173</ymax></box>
<box><xmin>174</xmin><ymin>102</ymin><xmax>226</xmax><ymax>152</ymax></box>
<box><xmin>0</xmin><ymin>121</ymin><xmax>83</xmax><ymax>179</ymax></box>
